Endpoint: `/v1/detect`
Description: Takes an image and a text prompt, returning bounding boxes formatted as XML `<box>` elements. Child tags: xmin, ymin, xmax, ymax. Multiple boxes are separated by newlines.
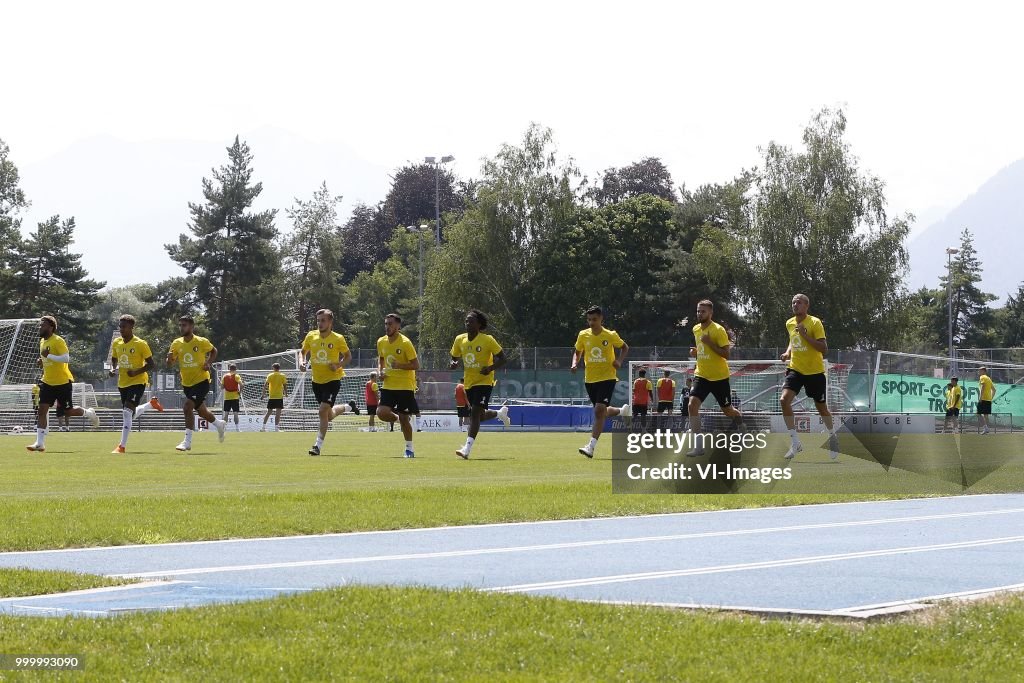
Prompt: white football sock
<box><xmin>315</xmin><ymin>435</ymin><xmax>324</xmax><ymax>448</ymax></box>
<box><xmin>405</xmin><ymin>441</ymin><xmax>414</xmax><ymax>450</ymax></box>
<box><xmin>37</xmin><ymin>427</ymin><xmax>47</xmax><ymax>446</ymax></box>
<box><xmin>184</xmin><ymin>429</ymin><xmax>193</xmax><ymax>446</ymax></box>
<box><xmin>135</xmin><ymin>403</ymin><xmax>151</xmax><ymax>418</ymax></box>
<box><xmin>588</xmin><ymin>437</ymin><xmax>597</xmax><ymax>449</ymax></box>
<box><xmin>121</xmin><ymin>408</ymin><xmax>133</xmax><ymax>447</ymax></box>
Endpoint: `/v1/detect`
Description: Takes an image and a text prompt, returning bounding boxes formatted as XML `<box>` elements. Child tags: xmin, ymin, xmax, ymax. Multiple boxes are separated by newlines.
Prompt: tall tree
<box><xmin>344</xmin><ymin>227</ymin><xmax>421</xmax><ymax>348</ymax></box>
<box><xmin>940</xmin><ymin>227</ymin><xmax>997</xmax><ymax>349</ymax></box>
<box><xmin>1000</xmin><ymin>283</ymin><xmax>1024</xmax><ymax>347</ymax></box>
<box><xmin>0</xmin><ymin>139</ymin><xmax>29</xmax><ymax>308</ymax></box>
<box><xmin>166</xmin><ymin>136</ymin><xmax>289</xmax><ymax>357</ymax></box>
<box><xmin>421</xmin><ymin>124</ymin><xmax>582</xmax><ymax>348</ymax></box>
<box><xmin>339</xmin><ymin>202</ymin><xmax>390</xmax><ymax>284</ymax></box>
<box><xmin>282</xmin><ymin>182</ymin><xmax>346</xmax><ymax>337</ymax></box>
<box><xmin>700</xmin><ymin>108</ymin><xmax>911</xmax><ymax>348</ymax></box>
<box><xmin>380</xmin><ymin>163</ymin><xmax>460</xmax><ymax>237</ymax></box>
<box><xmin>589</xmin><ymin>157</ymin><xmax>676</xmax><ymax>206</ymax></box>
<box><xmin>9</xmin><ymin>216</ymin><xmax>105</xmax><ymax>378</ymax></box>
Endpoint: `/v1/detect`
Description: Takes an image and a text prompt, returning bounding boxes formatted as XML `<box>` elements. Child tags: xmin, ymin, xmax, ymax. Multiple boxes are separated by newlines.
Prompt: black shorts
<box><xmin>784</xmin><ymin>369</ymin><xmax>827</xmax><ymax>404</ymax></box>
<box><xmin>267</xmin><ymin>398</ymin><xmax>284</xmax><ymax>410</ymax></box>
<box><xmin>380</xmin><ymin>389</ymin><xmax>420</xmax><ymax>415</ymax></box>
<box><xmin>633</xmin><ymin>404</ymin><xmax>649</xmax><ymax>417</ymax></box>
<box><xmin>657</xmin><ymin>401</ymin><xmax>673</xmax><ymax>413</ymax></box>
<box><xmin>312</xmin><ymin>380</ymin><xmax>342</xmax><ymax>406</ymax></box>
<box><xmin>366</xmin><ymin>403</ymin><xmax>378</xmax><ymax>414</ymax></box>
<box><xmin>945</xmin><ymin>408</ymin><xmax>960</xmax><ymax>418</ymax></box>
<box><xmin>585</xmin><ymin>380</ymin><xmax>617</xmax><ymax>406</ymax></box>
<box><xmin>183</xmin><ymin>380</ymin><xmax>210</xmax><ymax>407</ymax></box>
<box><xmin>457</xmin><ymin>406</ymin><xmax>470</xmax><ymax>418</ymax></box>
<box><xmin>977</xmin><ymin>400</ymin><xmax>992</xmax><ymax>415</ymax></box>
<box><xmin>119</xmin><ymin>384</ymin><xmax>146</xmax><ymax>408</ymax></box>
<box><xmin>466</xmin><ymin>385</ymin><xmax>493</xmax><ymax>408</ymax></box>
<box><xmin>39</xmin><ymin>382</ymin><xmax>73</xmax><ymax>409</ymax></box>
<box><xmin>691</xmin><ymin>377</ymin><xmax>732</xmax><ymax>407</ymax></box>
<box><xmin>223</xmin><ymin>399</ymin><xmax>240</xmax><ymax>413</ymax></box>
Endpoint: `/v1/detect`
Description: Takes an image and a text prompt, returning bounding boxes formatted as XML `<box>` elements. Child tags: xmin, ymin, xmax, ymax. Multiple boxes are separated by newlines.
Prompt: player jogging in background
<box><xmin>451</xmin><ymin>309</ymin><xmax>510</xmax><ymax>460</ymax></box>
<box><xmin>977</xmin><ymin>367</ymin><xmax>995</xmax><ymax>434</ymax></box>
<box><xmin>685</xmin><ymin>300</ymin><xmax>742</xmax><ymax>457</ymax></box>
<box><xmin>455</xmin><ymin>382</ymin><xmax>468</xmax><ymax>429</ymax></box>
<box><xmin>109</xmin><ymin>314</ymin><xmax>164</xmax><ymax>453</ymax></box>
<box><xmin>300</xmin><ymin>308</ymin><xmax>357</xmax><ymax>456</ymax></box>
<box><xmin>780</xmin><ymin>293</ymin><xmax>838</xmax><ymax>460</ymax></box>
<box><xmin>571</xmin><ymin>305</ymin><xmax>629</xmax><ymax>458</ymax></box>
<box><xmin>221</xmin><ymin>364</ymin><xmax>243</xmax><ymax>431</ymax></box>
<box><xmin>365</xmin><ymin>372</ymin><xmax>380</xmax><ymax>432</ymax></box>
<box><xmin>943</xmin><ymin>377</ymin><xmax>963</xmax><ymax>434</ymax></box>
<box><xmin>376</xmin><ymin>313</ymin><xmax>419</xmax><ymax>458</ymax></box>
<box><xmin>26</xmin><ymin>315</ymin><xmax>99</xmax><ymax>451</ymax></box>
<box><xmin>167</xmin><ymin>314</ymin><xmax>227</xmax><ymax>452</ymax></box>
<box><xmin>261</xmin><ymin>363</ymin><xmax>287</xmax><ymax>432</ymax></box>
<box><xmin>31</xmin><ymin>381</ymin><xmax>40</xmax><ymax>412</ymax></box>
<box><xmin>632</xmin><ymin>368</ymin><xmax>653</xmax><ymax>428</ymax></box>
<box><xmin>656</xmin><ymin>369</ymin><xmax>675</xmax><ymax>415</ymax></box>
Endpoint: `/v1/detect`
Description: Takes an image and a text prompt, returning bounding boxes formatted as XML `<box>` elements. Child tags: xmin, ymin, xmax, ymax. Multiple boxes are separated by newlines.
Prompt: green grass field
<box><xmin>1</xmin><ymin>430</ymin><xmax>1023</xmax><ymax>680</ymax></box>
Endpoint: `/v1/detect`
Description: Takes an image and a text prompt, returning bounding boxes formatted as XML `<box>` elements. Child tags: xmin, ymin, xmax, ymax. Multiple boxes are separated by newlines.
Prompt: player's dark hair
<box><xmin>272</xmin><ymin>363</ymin><xmax>281</xmax><ymax>370</ymax></box>
<box><xmin>697</xmin><ymin>299</ymin><xmax>714</xmax><ymax>309</ymax></box>
<box><xmin>316</xmin><ymin>308</ymin><xmax>334</xmax><ymax>320</ymax></box>
<box><xmin>119</xmin><ymin>314</ymin><xmax>136</xmax><ymax>325</ymax></box>
<box><xmin>385</xmin><ymin>313</ymin><xmax>402</xmax><ymax>325</ymax></box>
<box><xmin>229</xmin><ymin>364</ymin><xmax>237</xmax><ymax>371</ymax></box>
<box><xmin>638</xmin><ymin>369</ymin><xmax>646</xmax><ymax>377</ymax></box>
<box><xmin>467</xmin><ymin>309</ymin><xmax>488</xmax><ymax>330</ymax></box>
<box><xmin>40</xmin><ymin>315</ymin><xmax>57</xmax><ymax>330</ymax></box>
<box><xmin>179</xmin><ymin>314</ymin><xmax>195</xmax><ymax>324</ymax></box>
<box><xmin>586</xmin><ymin>305</ymin><xmax>602</xmax><ymax>317</ymax></box>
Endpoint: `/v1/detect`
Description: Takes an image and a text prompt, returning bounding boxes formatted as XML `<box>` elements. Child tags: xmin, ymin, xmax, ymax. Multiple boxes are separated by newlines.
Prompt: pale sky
<box><xmin>4</xmin><ymin>0</ymin><xmax>1023</xmax><ymax>286</ymax></box>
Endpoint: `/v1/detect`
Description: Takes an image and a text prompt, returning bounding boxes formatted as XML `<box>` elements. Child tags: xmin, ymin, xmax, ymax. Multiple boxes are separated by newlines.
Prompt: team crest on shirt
<box><xmin>193</xmin><ymin>346</ymin><xmax>198</xmax><ymax>352</ymax></box>
<box><xmin>475</xmin><ymin>346</ymin><xmax>481</xmax><ymax>352</ymax></box>
<box><xmin>129</xmin><ymin>348</ymin><xmax>135</xmax><ymax>354</ymax></box>
<box><xmin>602</xmin><ymin>340</ymin><xmax>609</xmax><ymax>346</ymax></box>
<box><xmin>328</xmin><ymin>343</ymin><xmax>334</xmax><ymax>349</ymax></box>
<box><xmin>396</xmin><ymin>349</ymin><xmax>402</xmax><ymax>354</ymax></box>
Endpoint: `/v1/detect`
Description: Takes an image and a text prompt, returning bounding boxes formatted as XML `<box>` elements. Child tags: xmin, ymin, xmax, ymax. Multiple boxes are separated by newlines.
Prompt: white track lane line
<box><xmin>110</xmin><ymin>508</ymin><xmax>1024</xmax><ymax>579</ymax></box>
<box><xmin>486</xmin><ymin>535</ymin><xmax>1024</xmax><ymax>593</ymax></box>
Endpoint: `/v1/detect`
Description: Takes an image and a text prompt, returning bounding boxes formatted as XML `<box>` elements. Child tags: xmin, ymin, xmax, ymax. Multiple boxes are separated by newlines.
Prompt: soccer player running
<box><xmin>221</xmin><ymin>364</ymin><xmax>243</xmax><ymax>431</ymax></box>
<box><xmin>365</xmin><ymin>372</ymin><xmax>380</xmax><ymax>432</ymax></box>
<box><xmin>780</xmin><ymin>294</ymin><xmax>837</xmax><ymax>460</ymax></box>
<box><xmin>631</xmin><ymin>368</ymin><xmax>654</xmax><ymax>430</ymax></box>
<box><xmin>943</xmin><ymin>377</ymin><xmax>963</xmax><ymax>434</ymax></box>
<box><xmin>261</xmin><ymin>363</ymin><xmax>287</xmax><ymax>432</ymax></box>
<box><xmin>571</xmin><ymin>305</ymin><xmax>629</xmax><ymax>458</ymax></box>
<box><xmin>299</xmin><ymin>308</ymin><xmax>357</xmax><ymax>456</ymax></box>
<box><xmin>110</xmin><ymin>314</ymin><xmax>164</xmax><ymax>453</ymax></box>
<box><xmin>656</xmin><ymin>369</ymin><xmax>676</xmax><ymax>416</ymax></box>
<box><xmin>376</xmin><ymin>313</ymin><xmax>420</xmax><ymax>458</ymax></box>
<box><xmin>977</xmin><ymin>367</ymin><xmax>995</xmax><ymax>434</ymax></box>
<box><xmin>685</xmin><ymin>300</ymin><xmax>742</xmax><ymax>457</ymax></box>
<box><xmin>451</xmin><ymin>309</ymin><xmax>511</xmax><ymax>459</ymax></box>
<box><xmin>166</xmin><ymin>315</ymin><xmax>227</xmax><ymax>452</ymax></box>
<box><xmin>26</xmin><ymin>315</ymin><xmax>99</xmax><ymax>451</ymax></box>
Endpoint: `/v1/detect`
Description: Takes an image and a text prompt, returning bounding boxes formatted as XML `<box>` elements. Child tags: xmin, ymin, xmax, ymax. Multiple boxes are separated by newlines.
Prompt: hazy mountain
<box><xmin>18</xmin><ymin>127</ymin><xmax>391</xmax><ymax>288</ymax></box>
<box><xmin>907</xmin><ymin>159</ymin><xmax>1024</xmax><ymax>303</ymax></box>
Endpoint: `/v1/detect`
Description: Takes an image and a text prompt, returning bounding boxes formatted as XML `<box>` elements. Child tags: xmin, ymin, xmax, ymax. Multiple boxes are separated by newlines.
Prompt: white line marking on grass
<box><xmin>2</xmin><ymin>493</ymin><xmax>1021</xmax><ymax>557</ymax></box>
<box><xmin>108</xmin><ymin>509</ymin><xmax>1024</xmax><ymax>579</ymax></box>
<box><xmin>486</xmin><ymin>535</ymin><xmax>1024</xmax><ymax>593</ymax></box>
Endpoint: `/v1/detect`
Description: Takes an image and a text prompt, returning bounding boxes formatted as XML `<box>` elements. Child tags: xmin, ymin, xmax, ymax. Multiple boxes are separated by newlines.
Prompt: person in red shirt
<box><xmin>631</xmin><ymin>369</ymin><xmax>653</xmax><ymax>431</ymax></box>
<box><xmin>365</xmin><ymin>372</ymin><xmax>380</xmax><ymax>432</ymax></box>
<box><xmin>455</xmin><ymin>382</ymin><xmax>469</xmax><ymax>429</ymax></box>
<box><xmin>656</xmin><ymin>369</ymin><xmax>676</xmax><ymax>415</ymax></box>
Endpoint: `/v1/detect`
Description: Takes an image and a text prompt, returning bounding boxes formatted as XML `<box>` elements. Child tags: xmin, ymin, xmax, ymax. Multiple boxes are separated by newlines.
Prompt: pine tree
<box><xmin>0</xmin><ymin>139</ymin><xmax>29</xmax><ymax>309</ymax></box>
<box><xmin>940</xmin><ymin>228</ymin><xmax>997</xmax><ymax>348</ymax></box>
<box><xmin>167</xmin><ymin>136</ymin><xmax>289</xmax><ymax>357</ymax></box>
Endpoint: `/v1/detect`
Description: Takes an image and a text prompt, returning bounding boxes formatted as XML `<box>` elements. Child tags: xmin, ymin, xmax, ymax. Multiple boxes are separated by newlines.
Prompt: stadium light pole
<box><xmin>946</xmin><ymin>247</ymin><xmax>959</xmax><ymax>374</ymax></box>
<box><xmin>406</xmin><ymin>224</ymin><xmax>430</xmax><ymax>343</ymax></box>
<box><xmin>424</xmin><ymin>155</ymin><xmax>454</xmax><ymax>245</ymax></box>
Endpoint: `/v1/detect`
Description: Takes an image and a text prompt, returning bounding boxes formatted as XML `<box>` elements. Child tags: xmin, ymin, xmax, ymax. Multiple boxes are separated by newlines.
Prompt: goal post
<box><xmin>627</xmin><ymin>359</ymin><xmax>857</xmax><ymax>415</ymax></box>
<box><xmin>213</xmin><ymin>351</ymin><xmax>378</xmax><ymax>431</ymax></box>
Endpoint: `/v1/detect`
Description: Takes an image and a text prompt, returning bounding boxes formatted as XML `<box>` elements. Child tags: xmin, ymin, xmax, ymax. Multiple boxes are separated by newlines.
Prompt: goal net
<box><xmin>872</xmin><ymin>351</ymin><xmax>1024</xmax><ymax>432</ymax></box>
<box><xmin>628</xmin><ymin>359</ymin><xmax>856</xmax><ymax>428</ymax></box>
<box><xmin>213</xmin><ymin>351</ymin><xmax>377</xmax><ymax>431</ymax></box>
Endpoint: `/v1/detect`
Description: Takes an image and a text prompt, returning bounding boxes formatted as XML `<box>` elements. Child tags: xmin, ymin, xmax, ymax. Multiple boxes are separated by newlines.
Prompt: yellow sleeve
<box><xmin>53</xmin><ymin>337</ymin><xmax>69</xmax><ymax>356</ymax></box>
<box><xmin>715</xmin><ymin>326</ymin><xmax>730</xmax><ymax>347</ymax></box>
<box><xmin>450</xmin><ymin>337</ymin><xmax>462</xmax><ymax>358</ymax></box>
<box><xmin>612</xmin><ymin>331</ymin><xmax>624</xmax><ymax>348</ymax></box>
<box><xmin>301</xmin><ymin>334</ymin><xmax>311</xmax><ymax>354</ymax></box>
<box><xmin>646</xmin><ymin>380</ymin><xmax>653</xmax><ymax>391</ymax></box>
<box><xmin>169</xmin><ymin>339</ymin><xmax>179</xmax><ymax>358</ymax></box>
<box><xmin>140</xmin><ymin>340</ymin><xmax>153</xmax><ymax>360</ymax></box>
<box><xmin>489</xmin><ymin>336</ymin><xmax>503</xmax><ymax>355</ymax></box>
<box><xmin>404</xmin><ymin>338</ymin><xmax>418</xmax><ymax>360</ymax></box>
<box><xmin>200</xmin><ymin>337</ymin><xmax>214</xmax><ymax>354</ymax></box>
<box><xmin>337</xmin><ymin>334</ymin><xmax>350</xmax><ymax>354</ymax></box>
<box><xmin>574</xmin><ymin>332</ymin><xmax>585</xmax><ymax>353</ymax></box>
<box><xmin>814</xmin><ymin>318</ymin><xmax>826</xmax><ymax>340</ymax></box>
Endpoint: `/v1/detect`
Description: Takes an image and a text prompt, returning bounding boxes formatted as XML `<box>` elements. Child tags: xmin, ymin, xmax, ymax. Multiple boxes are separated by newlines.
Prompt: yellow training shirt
<box><xmin>979</xmin><ymin>374</ymin><xmax>995</xmax><ymax>402</ymax></box>
<box><xmin>266</xmin><ymin>371</ymin><xmax>287</xmax><ymax>400</ymax></box>
<box><xmin>169</xmin><ymin>335</ymin><xmax>214</xmax><ymax>387</ymax></box>
<box><xmin>40</xmin><ymin>334</ymin><xmax>74</xmax><ymax>385</ymax></box>
<box><xmin>945</xmin><ymin>385</ymin><xmax>963</xmax><ymax>410</ymax></box>
<box><xmin>574</xmin><ymin>328</ymin><xmax>625</xmax><ymax>383</ymax></box>
<box><xmin>785</xmin><ymin>315</ymin><xmax>827</xmax><ymax>375</ymax></box>
<box><xmin>451</xmin><ymin>332</ymin><xmax>503</xmax><ymax>389</ymax></box>
<box><xmin>692</xmin><ymin>322</ymin><xmax>731</xmax><ymax>382</ymax></box>
<box><xmin>221</xmin><ymin>372</ymin><xmax>242</xmax><ymax>400</ymax></box>
<box><xmin>377</xmin><ymin>333</ymin><xmax>418</xmax><ymax>391</ymax></box>
<box><xmin>111</xmin><ymin>336</ymin><xmax>153</xmax><ymax>388</ymax></box>
<box><xmin>301</xmin><ymin>330</ymin><xmax>350</xmax><ymax>383</ymax></box>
